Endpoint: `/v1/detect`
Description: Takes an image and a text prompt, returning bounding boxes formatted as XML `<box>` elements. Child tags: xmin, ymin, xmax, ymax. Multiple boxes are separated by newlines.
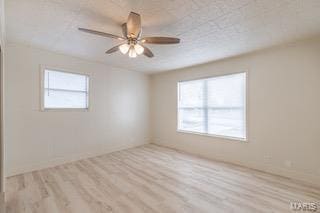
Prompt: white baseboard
<box><xmin>7</xmin><ymin>141</ymin><xmax>149</xmax><ymax>177</ymax></box>
<box><xmin>152</xmin><ymin>142</ymin><xmax>320</xmax><ymax>188</ymax></box>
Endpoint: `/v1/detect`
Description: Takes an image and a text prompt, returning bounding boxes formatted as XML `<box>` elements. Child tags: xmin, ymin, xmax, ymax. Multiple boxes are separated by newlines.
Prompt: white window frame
<box><xmin>176</xmin><ymin>71</ymin><xmax>248</xmax><ymax>142</ymax></box>
<box><xmin>40</xmin><ymin>66</ymin><xmax>91</xmax><ymax>111</ymax></box>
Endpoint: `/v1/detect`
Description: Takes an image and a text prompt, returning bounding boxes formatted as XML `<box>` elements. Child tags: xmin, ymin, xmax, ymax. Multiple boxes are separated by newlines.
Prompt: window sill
<box><xmin>41</xmin><ymin>108</ymin><xmax>89</xmax><ymax>112</ymax></box>
<box><xmin>176</xmin><ymin>130</ymin><xmax>247</xmax><ymax>142</ymax></box>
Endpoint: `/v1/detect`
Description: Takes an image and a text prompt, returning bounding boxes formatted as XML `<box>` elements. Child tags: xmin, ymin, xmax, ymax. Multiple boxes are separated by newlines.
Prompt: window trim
<box><xmin>40</xmin><ymin>65</ymin><xmax>91</xmax><ymax>112</ymax></box>
<box><xmin>176</xmin><ymin>71</ymin><xmax>248</xmax><ymax>142</ymax></box>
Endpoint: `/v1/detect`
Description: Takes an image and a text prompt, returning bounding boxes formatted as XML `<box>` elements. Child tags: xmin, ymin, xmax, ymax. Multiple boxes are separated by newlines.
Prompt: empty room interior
<box><xmin>0</xmin><ymin>0</ymin><xmax>320</xmax><ymax>212</ymax></box>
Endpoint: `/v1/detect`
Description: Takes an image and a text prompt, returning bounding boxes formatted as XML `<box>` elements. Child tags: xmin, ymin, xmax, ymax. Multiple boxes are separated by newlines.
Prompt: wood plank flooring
<box><xmin>6</xmin><ymin>144</ymin><xmax>320</xmax><ymax>213</ymax></box>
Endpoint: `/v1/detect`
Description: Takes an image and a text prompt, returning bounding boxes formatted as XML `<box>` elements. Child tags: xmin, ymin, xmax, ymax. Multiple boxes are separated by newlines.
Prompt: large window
<box><xmin>177</xmin><ymin>72</ymin><xmax>246</xmax><ymax>140</ymax></box>
<box><xmin>42</xmin><ymin>69</ymin><xmax>89</xmax><ymax>109</ymax></box>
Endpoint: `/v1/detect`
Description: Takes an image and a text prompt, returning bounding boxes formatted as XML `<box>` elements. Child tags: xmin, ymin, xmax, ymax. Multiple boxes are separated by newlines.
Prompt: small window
<box><xmin>42</xmin><ymin>69</ymin><xmax>89</xmax><ymax>110</ymax></box>
<box><xmin>177</xmin><ymin>72</ymin><xmax>246</xmax><ymax>140</ymax></box>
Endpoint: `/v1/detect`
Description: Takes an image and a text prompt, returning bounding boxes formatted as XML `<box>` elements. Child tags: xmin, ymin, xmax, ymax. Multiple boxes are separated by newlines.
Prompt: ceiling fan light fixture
<box><xmin>79</xmin><ymin>12</ymin><xmax>180</xmax><ymax>58</ymax></box>
<box><xmin>119</xmin><ymin>43</ymin><xmax>130</xmax><ymax>54</ymax></box>
<box><xmin>134</xmin><ymin>44</ymin><xmax>144</xmax><ymax>55</ymax></box>
<box><xmin>128</xmin><ymin>46</ymin><xmax>137</xmax><ymax>58</ymax></box>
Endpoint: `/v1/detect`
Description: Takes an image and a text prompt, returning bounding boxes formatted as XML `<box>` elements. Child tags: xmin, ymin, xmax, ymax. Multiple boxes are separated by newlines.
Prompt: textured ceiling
<box><xmin>5</xmin><ymin>0</ymin><xmax>320</xmax><ymax>73</ymax></box>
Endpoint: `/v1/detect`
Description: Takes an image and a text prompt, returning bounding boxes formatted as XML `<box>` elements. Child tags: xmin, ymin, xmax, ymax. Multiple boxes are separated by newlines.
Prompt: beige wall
<box><xmin>150</xmin><ymin>38</ymin><xmax>320</xmax><ymax>186</ymax></box>
<box><xmin>4</xmin><ymin>43</ymin><xmax>150</xmax><ymax>176</ymax></box>
<box><xmin>4</xmin><ymin>37</ymin><xmax>320</xmax><ymax>188</ymax></box>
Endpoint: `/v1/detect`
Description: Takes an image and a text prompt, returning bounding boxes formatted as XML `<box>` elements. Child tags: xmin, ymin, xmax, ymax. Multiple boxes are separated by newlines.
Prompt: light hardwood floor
<box><xmin>6</xmin><ymin>144</ymin><xmax>320</xmax><ymax>213</ymax></box>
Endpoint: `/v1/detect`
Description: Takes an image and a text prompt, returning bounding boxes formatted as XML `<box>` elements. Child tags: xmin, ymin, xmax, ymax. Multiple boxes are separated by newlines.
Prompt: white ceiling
<box><xmin>5</xmin><ymin>0</ymin><xmax>320</xmax><ymax>73</ymax></box>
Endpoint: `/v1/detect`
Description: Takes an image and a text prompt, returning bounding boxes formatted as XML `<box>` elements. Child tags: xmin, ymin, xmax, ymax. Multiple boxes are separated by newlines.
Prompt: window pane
<box><xmin>44</xmin><ymin>70</ymin><xmax>88</xmax><ymax>91</ymax></box>
<box><xmin>207</xmin><ymin>73</ymin><xmax>246</xmax><ymax>139</ymax></box>
<box><xmin>178</xmin><ymin>108</ymin><xmax>205</xmax><ymax>133</ymax></box>
<box><xmin>177</xmin><ymin>72</ymin><xmax>246</xmax><ymax>140</ymax></box>
<box><xmin>178</xmin><ymin>80</ymin><xmax>204</xmax><ymax>108</ymax></box>
<box><xmin>43</xmin><ymin>69</ymin><xmax>89</xmax><ymax>109</ymax></box>
<box><xmin>44</xmin><ymin>89</ymin><xmax>88</xmax><ymax>108</ymax></box>
<box><xmin>208</xmin><ymin>108</ymin><xmax>245</xmax><ymax>138</ymax></box>
<box><xmin>207</xmin><ymin>73</ymin><xmax>245</xmax><ymax>108</ymax></box>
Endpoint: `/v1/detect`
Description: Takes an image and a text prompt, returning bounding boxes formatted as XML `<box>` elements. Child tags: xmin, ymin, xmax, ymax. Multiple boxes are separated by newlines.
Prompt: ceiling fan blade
<box><xmin>126</xmin><ymin>12</ymin><xmax>141</xmax><ymax>38</ymax></box>
<box><xmin>105</xmin><ymin>45</ymin><xmax>121</xmax><ymax>54</ymax></box>
<box><xmin>141</xmin><ymin>37</ymin><xmax>180</xmax><ymax>44</ymax></box>
<box><xmin>141</xmin><ymin>45</ymin><xmax>154</xmax><ymax>58</ymax></box>
<box><xmin>79</xmin><ymin>28</ymin><xmax>125</xmax><ymax>40</ymax></box>
<box><xmin>121</xmin><ymin>23</ymin><xmax>127</xmax><ymax>38</ymax></box>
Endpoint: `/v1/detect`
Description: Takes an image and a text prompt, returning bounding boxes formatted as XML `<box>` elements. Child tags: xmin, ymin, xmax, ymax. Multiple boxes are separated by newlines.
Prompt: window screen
<box><xmin>43</xmin><ymin>69</ymin><xmax>89</xmax><ymax>109</ymax></box>
<box><xmin>178</xmin><ymin>72</ymin><xmax>246</xmax><ymax>140</ymax></box>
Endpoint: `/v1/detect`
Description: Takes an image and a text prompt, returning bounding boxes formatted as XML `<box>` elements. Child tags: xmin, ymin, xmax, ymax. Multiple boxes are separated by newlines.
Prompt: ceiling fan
<box><xmin>78</xmin><ymin>12</ymin><xmax>180</xmax><ymax>58</ymax></box>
